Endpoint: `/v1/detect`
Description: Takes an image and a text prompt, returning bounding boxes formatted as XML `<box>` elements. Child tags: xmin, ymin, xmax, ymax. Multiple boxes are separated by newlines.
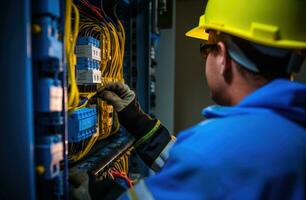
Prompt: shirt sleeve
<box><xmin>134</xmin><ymin>123</ymin><xmax>176</xmax><ymax>171</ymax></box>
<box><xmin>118</xmin><ymin>144</ymin><xmax>221</xmax><ymax>200</ymax></box>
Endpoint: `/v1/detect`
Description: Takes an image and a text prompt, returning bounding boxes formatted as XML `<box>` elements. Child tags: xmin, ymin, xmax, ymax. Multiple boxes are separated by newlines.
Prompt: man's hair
<box><xmin>210</xmin><ymin>32</ymin><xmax>292</xmax><ymax>83</ymax></box>
<box><xmin>231</xmin><ymin>36</ymin><xmax>291</xmax><ymax>81</ymax></box>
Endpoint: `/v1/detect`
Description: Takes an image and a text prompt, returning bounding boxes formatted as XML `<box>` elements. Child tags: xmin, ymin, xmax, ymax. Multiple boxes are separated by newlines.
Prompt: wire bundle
<box><xmin>68</xmin><ymin>0</ymin><xmax>126</xmax><ymax>162</ymax></box>
<box><xmin>76</xmin><ymin>0</ymin><xmax>125</xmax><ymax>81</ymax></box>
<box><xmin>66</xmin><ymin>0</ymin><xmax>80</xmax><ymax>112</ymax></box>
<box><xmin>76</xmin><ymin>0</ymin><xmax>126</xmax><ymax>139</ymax></box>
<box><xmin>98</xmin><ymin>150</ymin><xmax>133</xmax><ymax>188</ymax></box>
<box><xmin>68</xmin><ymin>132</ymin><xmax>99</xmax><ymax>162</ymax></box>
<box><xmin>110</xmin><ymin>170</ymin><xmax>133</xmax><ymax>188</ymax></box>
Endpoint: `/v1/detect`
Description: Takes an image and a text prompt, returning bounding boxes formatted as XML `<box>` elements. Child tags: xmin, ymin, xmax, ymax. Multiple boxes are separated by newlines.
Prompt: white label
<box><xmin>76</xmin><ymin>45</ymin><xmax>101</xmax><ymax>61</ymax></box>
<box><xmin>77</xmin><ymin>69</ymin><xmax>102</xmax><ymax>84</ymax></box>
<box><xmin>51</xmin><ymin>141</ymin><xmax>64</xmax><ymax>164</ymax></box>
<box><xmin>49</xmin><ymin>86</ymin><xmax>63</xmax><ymax>112</ymax></box>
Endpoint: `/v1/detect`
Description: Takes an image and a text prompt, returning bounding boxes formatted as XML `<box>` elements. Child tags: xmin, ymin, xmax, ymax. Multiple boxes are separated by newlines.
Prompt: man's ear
<box><xmin>217</xmin><ymin>41</ymin><xmax>232</xmax><ymax>82</ymax></box>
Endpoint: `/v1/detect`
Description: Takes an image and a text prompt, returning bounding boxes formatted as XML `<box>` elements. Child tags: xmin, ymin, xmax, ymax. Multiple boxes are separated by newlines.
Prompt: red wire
<box><xmin>79</xmin><ymin>0</ymin><xmax>103</xmax><ymax>19</ymax></box>
<box><xmin>78</xmin><ymin>10</ymin><xmax>101</xmax><ymax>24</ymax></box>
<box><xmin>112</xmin><ymin>171</ymin><xmax>132</xmax><ymax>187</ymax></box>
<box><xmin>111</xmin><ymin>170</ymin><xmax>133</xmax><ymax>187</ymax></box>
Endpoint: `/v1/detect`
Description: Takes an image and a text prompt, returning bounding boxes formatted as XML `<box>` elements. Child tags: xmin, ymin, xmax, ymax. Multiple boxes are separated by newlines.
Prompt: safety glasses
<box><xmin>200</xmin><ymin>43</ymin><xmax>218</xmax><ymax>59</ymax></box>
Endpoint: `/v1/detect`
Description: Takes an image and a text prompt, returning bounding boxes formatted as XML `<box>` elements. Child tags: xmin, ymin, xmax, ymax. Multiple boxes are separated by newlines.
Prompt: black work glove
<box><xmin>97</xmin><ymin>82</ymin><xmax>157</xmax><ymax>140</ymax></box>
<box><xmin>69</xmin><ymin>170</ymin><xmax>125</xmax><ymax>200</ymax></box>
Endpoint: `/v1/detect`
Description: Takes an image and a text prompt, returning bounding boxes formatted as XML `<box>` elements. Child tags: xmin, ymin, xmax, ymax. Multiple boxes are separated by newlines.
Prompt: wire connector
<box><xmin>68</xmin><ymin>108</ymin><xmax>98</xmax><ymax>142</ymax></box>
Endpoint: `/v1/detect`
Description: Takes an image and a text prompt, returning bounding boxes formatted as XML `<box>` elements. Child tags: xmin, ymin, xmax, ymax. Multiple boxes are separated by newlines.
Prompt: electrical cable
<box><xmin>66</xmin><ymin>0</ymin><xmax>80</xmax><ymax>112</ymax></box>
<box><xmin>68</xmin><ymin>0</ymin><xmax>127</xmax><ymax>162</ymax></box>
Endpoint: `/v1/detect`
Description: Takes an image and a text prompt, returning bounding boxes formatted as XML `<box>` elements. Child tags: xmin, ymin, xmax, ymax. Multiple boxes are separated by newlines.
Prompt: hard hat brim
<box><xmin>185</xmin><ymin>26</ymin><xmax>209</xmax><ymax>41</ymax></box>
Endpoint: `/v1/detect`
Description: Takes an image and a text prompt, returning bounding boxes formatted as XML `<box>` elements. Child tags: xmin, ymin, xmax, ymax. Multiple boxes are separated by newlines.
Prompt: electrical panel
<box><xmin>1</xmin><ymin>0</ymin><xmax>165</xmax><ymax>199</ymax></box>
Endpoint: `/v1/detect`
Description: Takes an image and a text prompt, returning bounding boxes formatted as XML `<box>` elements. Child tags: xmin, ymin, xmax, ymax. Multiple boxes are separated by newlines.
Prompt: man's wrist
<box><xmin>133</xmin><ymin>120</ymin><xmax>161</xmax><ymax>147</ymax></box>
<box><xmin>118</xmin><ymin>99</ymin><xmax>157</xmax><ymax>140</ymax></box>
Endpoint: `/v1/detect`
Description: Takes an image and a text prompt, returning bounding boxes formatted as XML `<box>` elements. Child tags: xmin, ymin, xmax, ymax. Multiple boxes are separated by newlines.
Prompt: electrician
<box><xmin>70</xmin><ymin>0</ymin><xmax>306</xmax><ymax>199</ymax></box>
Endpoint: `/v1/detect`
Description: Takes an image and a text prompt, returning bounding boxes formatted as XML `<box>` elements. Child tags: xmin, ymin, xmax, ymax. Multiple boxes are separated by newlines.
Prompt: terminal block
<box><xmin>98</xmin><ymin>100</ymin><xmax>114</xmax><ymax>139</ymax></box>
<box><xmin>36</xmin><ymin>135</ymin><xmax>63</xmax><ymax>180</ymax></box>
<box><xmin>77</xmin><ymin>58</ymin><xmax>100</xmax><ymax>70</ymax></box>
<box><xmin>76</xmin><ymin>57</ymin><xmax>102</xmax><ymax>85</ymax></box>
<box><xmin>77</xmin><ymin>69</ymin><xmax>102</xmax><ymax>84</ymax></box>
<box><xmin>77</xmin><ymin>36</ymin><xmax>100</xmax><ymax>48</ymax></box>
<box><xmin>76</xmin><ymin>45</ymin><xmax>101</xmax><ymax>62</ymax></box>
<box><xmin>32</xmin><ymin>17</ymin><xmax>62</xmax><ymax>65</ymax></box>
<box><xmin>68</xmin><ymin>108</ymin><xmax>98</xmax><ymax>143</ymax></box>
<box><xmin>76</xmin><ymin>36</ymin><xmax>101</xmax><ymax>62</ymax></box>
<box><xmin>76</xmin><ymin>36</ymin><xmax>102</xmax><ymax>85</ymax></box>
<box><xmin>36</xmin><ymin>78</ymin><xmax>63</xmax><ymax>112</ymax></box>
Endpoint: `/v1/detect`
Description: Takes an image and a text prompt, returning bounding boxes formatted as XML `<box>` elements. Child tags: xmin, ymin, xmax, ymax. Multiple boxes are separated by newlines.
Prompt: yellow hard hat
<box><xmin>186</xmin><ymin>0</ymin><xmax>306</xmax><ymax>49</ymax></box>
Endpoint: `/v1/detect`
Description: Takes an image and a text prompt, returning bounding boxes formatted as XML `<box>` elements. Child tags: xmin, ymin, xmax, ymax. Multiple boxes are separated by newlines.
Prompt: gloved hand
<box><xmin>69</xmin><ymin>169</ymin><xmax>125</xmax><ymax>200</ymax></box>
<box><xmin>97</xmin><ymin>82</ymin><xmax>158</xmax><ymax>140</ymax></box>
<box><xmin>98</xmin><ymin>82</ymin><xmax>135</xmax><ymax>112</ymax></box>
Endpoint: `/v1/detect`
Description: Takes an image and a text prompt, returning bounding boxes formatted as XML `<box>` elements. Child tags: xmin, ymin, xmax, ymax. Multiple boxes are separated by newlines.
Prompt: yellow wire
<box><xmin>68</xmin><ymin>15</ymin><xmax>127</xmax><ymax>157</ymax></box>
<box><xmin>66</xmin><ymin>0</ymin><xmax>80</xmax><ymax>112</ymax></box>
<box><xmin>73</xmin><ymin>92</ymin><xmax>96</xmax><ymax>109</ymax></box>
<box><xmin>97</xmin><ymin>20</ymin><xmax>126</xmax><ymax>139</ymax></box>
<box><xmin>69</xmin><ymin>133</ymin><xmax>99</xmax><ymax>162</ymax></box>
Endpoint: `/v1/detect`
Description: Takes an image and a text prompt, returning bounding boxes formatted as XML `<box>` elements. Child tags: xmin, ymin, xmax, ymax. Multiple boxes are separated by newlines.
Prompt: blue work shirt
<box><xmin>122</xmin><ymin>79</ymin><xmax>306</xmax><ymax>200</ymax></box>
